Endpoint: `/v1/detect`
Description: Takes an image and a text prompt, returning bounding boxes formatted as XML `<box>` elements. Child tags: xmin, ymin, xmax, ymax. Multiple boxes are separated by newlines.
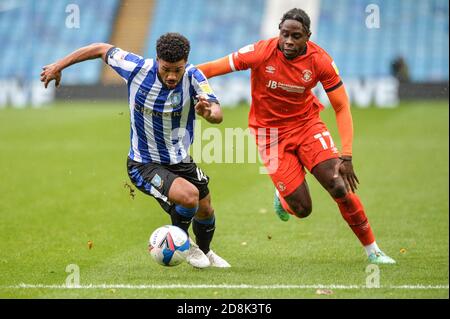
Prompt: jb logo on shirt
<box><xmin>266</xmin><ymin>80</ymin><xmax>305</xmax><ymax>94</ymax></box>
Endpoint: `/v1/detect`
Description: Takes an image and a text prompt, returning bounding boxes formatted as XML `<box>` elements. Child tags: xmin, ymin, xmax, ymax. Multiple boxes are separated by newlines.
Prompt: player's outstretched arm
<box><xmin>40</xmin><ymin>43</ymin><xmax>113</xmax><ymax>88</ymax></box>
<box><xmin>327</xmin><ymin>85</ymin><xmax>360</xmax><ymax>193</ymax></box>
<box><xmin>194</xmin><ymin>95</ymin><xmax>223</xmax><ymax>124</ymax></box>
<box><xmin>197</xmin><ymin>56</ymin><xmax>233</xmax><ymax>79</ymax></box>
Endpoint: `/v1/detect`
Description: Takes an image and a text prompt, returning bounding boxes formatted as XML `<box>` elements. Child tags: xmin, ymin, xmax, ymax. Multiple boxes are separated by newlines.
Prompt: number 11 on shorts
<box><xmin>314</xmin><ymin>131</ymin><xmax>335</xmax><ymax>150</ymax></box>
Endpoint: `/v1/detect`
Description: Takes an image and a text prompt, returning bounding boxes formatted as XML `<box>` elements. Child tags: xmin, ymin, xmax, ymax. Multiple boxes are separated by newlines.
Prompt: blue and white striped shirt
<box><xmin>106</xmin><ymin>47</ymin><xmax>219</xmax><ymax>165</ymax></box>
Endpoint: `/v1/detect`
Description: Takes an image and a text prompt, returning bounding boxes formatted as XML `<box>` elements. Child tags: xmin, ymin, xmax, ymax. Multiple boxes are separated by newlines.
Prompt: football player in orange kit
<box><xmin>197</xmin><ymin>8</ymin><xmax>395</xmax><ymax>264</ymax></box>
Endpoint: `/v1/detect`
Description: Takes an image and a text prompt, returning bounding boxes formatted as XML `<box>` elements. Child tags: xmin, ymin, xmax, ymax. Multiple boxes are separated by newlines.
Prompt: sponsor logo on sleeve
<box><xmin>238</xmin><ymin>44</ymin><xmax>255</xmax><ymax>54</ymax></box>
<box><xmin>198</xmin><ymin>81</ymin><xmax>213</xmax><ymax>94</ymax></box>
<box><xmin>108</xmin><ymin>47</ymin><xmax>120</xmax><ymax>59</ymax></box>
<box><xmin>331</xmin><ymin>61</ymin><xmax>339</xmax><ymax>75</ymax></box>
<box><xmin>108</xmin><ymin>47</ymin><xmax>128</xmax><ymax>60</ymax></box>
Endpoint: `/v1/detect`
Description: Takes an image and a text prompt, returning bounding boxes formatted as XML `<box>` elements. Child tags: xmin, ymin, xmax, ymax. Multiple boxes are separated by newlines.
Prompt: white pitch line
<box><xmin>2</xmin><ymin>283</ymin><xmax>449</xmax><ymax>290</ymax></box>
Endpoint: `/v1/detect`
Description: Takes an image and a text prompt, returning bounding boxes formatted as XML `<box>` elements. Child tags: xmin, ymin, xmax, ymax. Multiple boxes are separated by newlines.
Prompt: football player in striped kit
<box><xmin>41</xmin><ymin>33</ymin><xmax>230</xmax><ymax>268</ymax></box>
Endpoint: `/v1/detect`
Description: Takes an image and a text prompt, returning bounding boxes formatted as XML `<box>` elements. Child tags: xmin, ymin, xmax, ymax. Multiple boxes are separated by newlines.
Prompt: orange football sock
<box><xmin>334</xmin><ymin>192</ymin><xmax>375</xmax><ymax>246</ymax></box>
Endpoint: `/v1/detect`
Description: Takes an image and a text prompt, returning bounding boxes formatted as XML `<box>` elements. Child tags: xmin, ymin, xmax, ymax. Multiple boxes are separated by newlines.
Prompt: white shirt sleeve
<box><xmin>105</xmin><ymin>47</ymin><xmax>144</xmax><ymax>83</ymax></box>
<box><xmin>190</xmin><ymin>67</ymin><xmax>219</xmax><ymax>103</ymax></box>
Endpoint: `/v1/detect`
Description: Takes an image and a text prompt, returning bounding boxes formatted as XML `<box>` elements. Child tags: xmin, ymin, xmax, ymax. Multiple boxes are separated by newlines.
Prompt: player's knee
<box><xmin>296</xmin><ymin>205</ymin><xmax>312</xmax><ymax>218</ymax></box>
<box><xmin>196</xmin><ymin>206</ymin><xmax>214</xmax><ymax>219</ymax></box>
<box><xmin>331</xmin><ymin>183</ymin><xmax>347</xmax><ymax>199</ymax></box>
<box><xmin>179</xmin><ymin>187</ymin><xmax>199</xmax><ymax>208</ymax></box>
<box><xmin>325</xmin><ymin>177</ymin><xmax>347</xmax><ymax>199</ymax></box>
<box><xmin>289</xmin><ymin>201</ymin><xmax>312</xmax><ymax>219</ymax></box>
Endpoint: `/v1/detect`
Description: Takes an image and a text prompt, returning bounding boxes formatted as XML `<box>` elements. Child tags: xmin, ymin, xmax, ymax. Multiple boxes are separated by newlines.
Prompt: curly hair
<box><xmin>279</xmin><ymin>8</ymin><xmax>312</xmax><ymax>37</ymax></box>
<box><xmin>156</xmin><ymin>32</ymin><xmax>190</xmax><ymax>62</ymax></box>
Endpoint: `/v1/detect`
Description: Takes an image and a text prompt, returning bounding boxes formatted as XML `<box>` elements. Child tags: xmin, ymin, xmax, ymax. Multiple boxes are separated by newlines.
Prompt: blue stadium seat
<box><xmin>1</xmin><ymin>0</ymin><xmax>447</xmax><ymax>84</ymax></box>
<box><xmin>0</xmin><ymin>0</ymin><xmax>119</xmax><ymax>84</ymax></box>
<box><xmin>316</xmin><ymin>0</ymin><xmax>449</xmax><ymax>82</ymax></box>
<box><xmin>146</xmin><ymin>0</ymin><xmax>265</xmax><ymax>71</ymax></box>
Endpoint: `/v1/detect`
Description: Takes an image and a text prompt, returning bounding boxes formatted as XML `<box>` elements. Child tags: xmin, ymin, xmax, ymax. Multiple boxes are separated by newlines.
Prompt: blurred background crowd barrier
<box><xmin>0</xmin><ymin>0</ymin><xmax>448</xmax><ymax>108</ymax></box>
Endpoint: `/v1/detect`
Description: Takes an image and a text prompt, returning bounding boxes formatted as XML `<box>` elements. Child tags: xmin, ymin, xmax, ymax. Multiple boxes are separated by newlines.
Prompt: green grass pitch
<box><xmin>0</xmin><ymin>100</ymin><xmax>448</xmax><ymax>298</ymax></box>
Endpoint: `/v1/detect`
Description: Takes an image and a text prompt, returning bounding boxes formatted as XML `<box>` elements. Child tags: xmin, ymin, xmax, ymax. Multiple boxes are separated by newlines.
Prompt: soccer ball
<box><xmin>148</xmin><ymin>225</ymin><xmax>190</xmax><ymax>266</ymax></box>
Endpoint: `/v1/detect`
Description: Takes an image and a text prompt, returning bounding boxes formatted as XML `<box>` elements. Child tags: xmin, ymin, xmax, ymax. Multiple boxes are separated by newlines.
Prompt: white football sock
<box><xmin>364</xmin><ymin>241</ymin><xmax>381</xmax><ymax>256</ymax></box>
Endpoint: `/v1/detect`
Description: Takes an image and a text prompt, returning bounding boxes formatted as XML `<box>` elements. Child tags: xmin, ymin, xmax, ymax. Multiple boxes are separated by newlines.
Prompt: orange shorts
<box><xmin>255</xmin><ymin>120</ymin><xmax>339</xmax><ymax>197</ymax></box>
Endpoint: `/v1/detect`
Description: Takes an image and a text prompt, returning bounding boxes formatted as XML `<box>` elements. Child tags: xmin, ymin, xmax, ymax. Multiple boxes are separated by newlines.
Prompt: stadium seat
<box><xmin>316</xmin><ymin>0</ymin><xmax>449</xmax><ymax>82</ymax></box>
<box><xmin>0</xmin><ymin>0</ymin><xmax>119</xmax><ymax>84</ymax></box>
<box><xmin>146</xmin><ymin>0</ymin><xmax>265</xmax><ymax>80</ymax></box>
<box><xmin>1</xmin><ymin>0</ymin><xmax>447</xmax><ymax>84</ymax></box>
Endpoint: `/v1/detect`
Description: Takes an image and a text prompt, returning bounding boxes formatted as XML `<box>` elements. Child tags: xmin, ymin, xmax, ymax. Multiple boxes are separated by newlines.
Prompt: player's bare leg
<box><xmin>168</xmin><ymin>177</ymin><xmax>200</xmax><ymax>208</ymax></box>
<box><xmin>311</xmin><ymin>158</ymin><xmax>395</xmax><ymax>264</ymax></box>
<box><xmin>282</xmin><ymin>181</ymin><xmax>313</xmax><ymax>219</ymax></box>
<box><xmin>274</xmin><ymin>181</ymin><xmax>312</xmax><ymax>221</ymax></box>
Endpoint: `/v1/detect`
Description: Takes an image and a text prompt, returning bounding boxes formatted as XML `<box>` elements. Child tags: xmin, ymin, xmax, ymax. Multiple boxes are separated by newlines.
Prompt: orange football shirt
<box><xmin>229</xmin><ymin>37</ymin><xmax>342</xmax><ymax>134</ymax></box>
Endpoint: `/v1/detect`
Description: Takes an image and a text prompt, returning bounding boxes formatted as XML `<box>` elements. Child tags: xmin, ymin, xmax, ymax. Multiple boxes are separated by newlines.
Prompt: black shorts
<box><xmin>127</xmin><ymin>156</ymin><xmax>210</xmax><ymax>212</ymax></box>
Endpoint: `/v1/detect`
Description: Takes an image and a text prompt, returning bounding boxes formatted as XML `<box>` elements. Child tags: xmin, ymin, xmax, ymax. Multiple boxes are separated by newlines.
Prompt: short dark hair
<box><xmin>156</xmin><ymin>32</ymin><xmax>190</xmax><ymax>62</ymax></box>
<box><xmin>279</xmin><ymin>8</ymin><xmax>312</xmax><ymax>36</ymax></box>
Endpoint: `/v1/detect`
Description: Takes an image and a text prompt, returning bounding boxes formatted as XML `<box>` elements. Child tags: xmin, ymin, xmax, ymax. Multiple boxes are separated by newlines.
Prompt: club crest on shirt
<box><xmin>169</xmin><ymin>92</ymin><xmax>182</xmax><ymax>106</ymax></box>
<box><xmin>302</xmin><ymin>69</ymin><xmax>313</xmax><ymax>82</ymax></box>
<box><xmin>151</xmin><ymin>174</ymin><xmax>163</xmax><ymax>189</ymax></box>
<box><xmin>277</xmin><ymin>182</ymin><xmax>286</xmax><ymax>192</ymax></box>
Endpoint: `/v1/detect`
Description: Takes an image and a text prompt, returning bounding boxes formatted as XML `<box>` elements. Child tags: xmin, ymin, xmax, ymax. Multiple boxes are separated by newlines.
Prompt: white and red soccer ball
<box><xmin>148</xmin><ymin>225</ymin><xmax>190</xmax><ymax>266</ymax></box>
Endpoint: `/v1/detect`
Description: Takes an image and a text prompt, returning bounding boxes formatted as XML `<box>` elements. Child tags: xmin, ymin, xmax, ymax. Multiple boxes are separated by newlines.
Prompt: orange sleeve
<box><xmin>327</xmin><ymin>85</ymin><xmax>353</xmax><ymax>156</ymax></box>
<box><xmin>196</xmin><ymin>56</ymin><xmax>233</xmax><ymax>79</ymax></box>
<box><xmin>197</xmin><ymin>40</ymin><xmax>271</xmax><ymax>78</ymax></box>
<box><xmin>318</xmin><ymin>51</ymin><xmax>342</xmax><ymax>92</ymax></box>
